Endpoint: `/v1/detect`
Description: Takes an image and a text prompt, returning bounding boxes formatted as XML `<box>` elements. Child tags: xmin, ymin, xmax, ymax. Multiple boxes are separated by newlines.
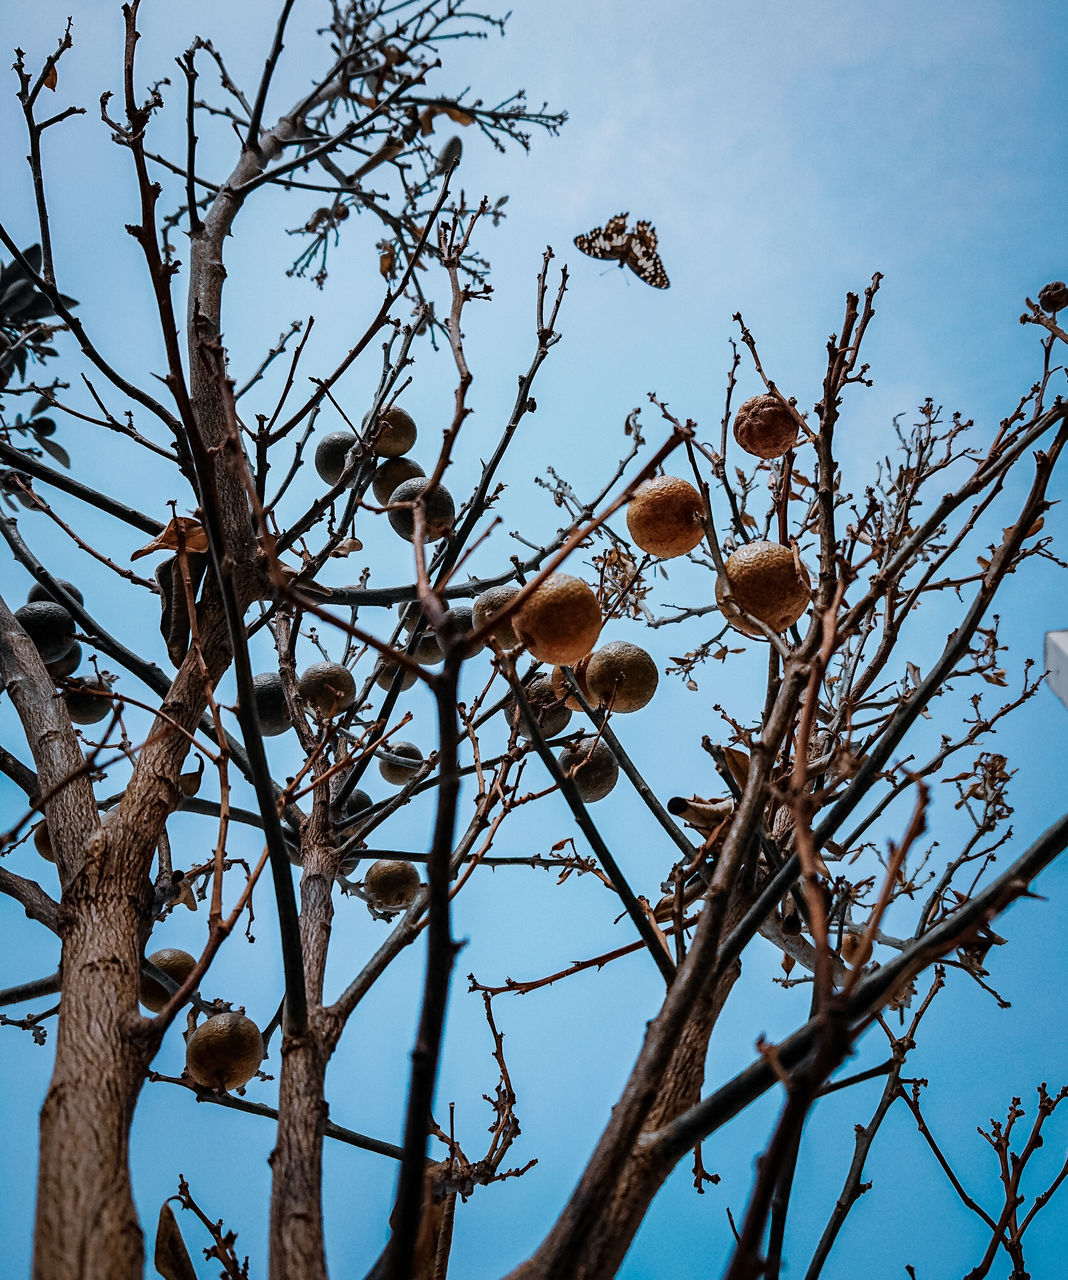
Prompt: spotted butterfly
<box><xmin>573</xmin><ymin>213</ymin><xmax>670</xmax><ymax>289</ymax></box>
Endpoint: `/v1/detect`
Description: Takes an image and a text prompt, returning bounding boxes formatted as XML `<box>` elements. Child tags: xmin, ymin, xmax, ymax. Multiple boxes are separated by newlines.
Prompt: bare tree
<box><xmin>2</xmin><ymin>5</ymin><xmax>1067</xmax><ymax>1280</ymax></box>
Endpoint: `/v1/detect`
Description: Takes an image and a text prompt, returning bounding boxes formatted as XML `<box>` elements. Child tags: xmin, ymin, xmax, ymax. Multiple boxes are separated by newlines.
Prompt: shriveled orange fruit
<box><xmin>550</xmin><ymin>657</ymin><xmax>592</xmax><ymax>710</ymax></box>
<box><xmin>185</xmin><ymin>1011</ymin><xmax>263</xmax><ymax>1091</ymax></box>
<box><xmin>364</xmin><ymin>859</ymin><xmax>420</xmax><ymax>909</ymax></box>
<box><xmin>732</xmin><ymin>394</ymin><xmax>798</xmax><ymax>459</ymax></box>
<box><xmin>626</xmin><ymin>476</ymin><xmax>705</xmax><ymax>558</ymax></box>
<box><xmin>585</xmin><ymin>640</ymin><xmax>659</xmax><ymax>712</ymax></box>
<box><xmin>513</xmin><ymin>574</ymin><xmax>601</xmax><ymax>666</ymax></box>
<box><xmin>140</xmin><ymin>948</ymin><xmax>197</xmax><ymax>1012</ymax></box>
<box><xmin>717</xmin><ymin>540</ymin><xmax>810</xmax><ymax>635</ymax></box>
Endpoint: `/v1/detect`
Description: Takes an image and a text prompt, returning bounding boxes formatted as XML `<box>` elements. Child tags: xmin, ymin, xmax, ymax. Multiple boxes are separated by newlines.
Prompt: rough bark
<box><xmin>268</xmin><ymin>1027</ymin><xmax>331</xmax><ymax>1280</ymax></box>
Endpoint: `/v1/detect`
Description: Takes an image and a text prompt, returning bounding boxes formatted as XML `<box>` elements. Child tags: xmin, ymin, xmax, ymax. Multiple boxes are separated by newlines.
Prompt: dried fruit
<box><xmin>63</xmin><ymin>677</ymin><xmax>112</xmax><ymax>725</ymax></box>
<box><xmin>585</xmin><ymin>640</ymin><xmax>659</xmax><ymax>712</ymax></box>
<box><xmin>32</xmin><ymin>821</ymin><xmax>54</xmax><ymax>862</ymax></box>
<box><xmin>626</xmin><ymin>476</ymin><xmax>705</xmax><ymax>558</ymax></box>
<box><xmin>550</xmin><ymin>657</ymin><xmax>592</xmax><ymax>710</ymax></box>
<box><xmin>185</xmin><ymin>1011</ymin><xmax>263</xmax><ymax>1091</ymax></box>
<box><xmin>473</xmin><ymin>584</ymin><xmax>521</xmax><ymax>648</ymax></box>
<box><xmin>372</xmin><ymin>456</ymin><xmax>424</xmax><ymax>505</ymax></box>
<box><xmin>140</xmin><ymin>947</ymin><xmax>197</xmax><ymax>1012</ymax></box>
<box><xmin>1038</xmin><ymin>280</ymin><xmax>1068</xmax><ymax>314</ymax></box>
<box><xmin>248</xmin><ymin>671</ymin><xmax>292</xmax><ymax>736</ymax></box>
<box><xmin>27</xmin><ymin>579</ymin><xmax>84</xmax><ymax>607</ymax></box>
<box><xmin>557</xmin><ymin>735</ymin><xmax>619</xmax><ymax>802</ymax></box>
<box><xmin>387</xmin><ymin>478</ymin><xmax>455</xmax><ymax>542</ymax></box>
<box><xmin>46</xmin><ymin>642</ymin><xmax>82</xmax><ymax>680</ymax></box>
<box><xmin>513</xmin><ymin>574</ymin><xmax>602</xmax><ymax>666</ymax></box>
<box><xmin>379</xmin><ymin>740</ymin><xmax>423</xmax><ymax>785</ymax></box>
<box><xmin>314</xmin><ymin>431</ymin><xmax>358</xmax><ymax>486</ymax></box>
<box><xmin>841</xmin><ymin>931</ymin><xmax>872</xmax><ymax>968</ymax></box>
<box><xmin>364</xmin><ymin>858</ymin><xmax>420</xmax><ymax>909</ymax></box>
<box><xmin>732</xmin><ymin>394</ymin><xmax>799</xmax><ymax>459</ymax></box>
<box><xmin>509</xmin><ymin>674</ymin><xmax>573</xmax><ymax>739</ymax></box>
<box><xmin>375</xmin><ymin>406</ymin><xmax>417</xmax><ymax>457</ymax></box>
<box><xmin>298</xmin><ymin>662</ymin><xmax>356</xmax><ymax>716</ymax></box>
<box><xmin>717</xmin><ymin>540</ymin><xmax>810</xmax><ymax>635</ymax></box>
<box><xmin>14</xmin><ymin>601</ymin><xmax>76</xmax><ymax>664</ymax></box>
<box><xmin>374</xmin><ymin>658</ymin><xmax>417</xmax><ymax>690</ymax></box>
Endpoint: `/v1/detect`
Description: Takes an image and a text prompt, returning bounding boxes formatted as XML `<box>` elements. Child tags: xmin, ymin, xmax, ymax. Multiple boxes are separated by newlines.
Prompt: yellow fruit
<box><xmin>626</xmin><ymin>476</ymin><xmax>705</xmax><ymax>559</ymax></box>
<box><xmin>375</xmin><ymin>406</ymin><xmax>417</xmax><ymax>457</ymax></box>
<box><xmin>185</xmin><ymin>1011</ymin><xmax>263</xmax><ymax>1091</ymax></box>
<box><xmin>732</xmin><ymin>394</ymin><xmax>799</xmax><ymax>459</ymax></box>
<box><xmin>140</xmin><ymin>948</ymin><xmax>197</xmax><ymax>1012</ymax></box>
<box><xmin>473</xmin><ymin>584</ymin><xmax>521</xmax><ymax>648</ymax></box>
<box><xmin>513</xmin><ymin>574</ymin><xmax>602</xmax><ymax>666</ymax></box>
<box><xmin>585</xmin><ymin>640</ymin><xmax>659</xmax><ymax>712</ymax></box>
<box><xmin>364</xmin><ymin>858</ymin><xmax>421</xmax><ymax>909</ymax></box>
<box><xmin>718</xmin><ymin>540</ymin><xmax>811</xmax><ymax>635</ymax></box>
<box><xmin>557</xmin><ymin>736</ymin><xmax>619</xmax><ymax>802</ymax></box>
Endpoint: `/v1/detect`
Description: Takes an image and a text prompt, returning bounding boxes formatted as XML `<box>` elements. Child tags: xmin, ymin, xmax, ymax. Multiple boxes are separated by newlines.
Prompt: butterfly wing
<box><xmin>625</xmin><ymin>221</ymin><xmax>670</xmax><ymax>289</ymax></box>
<box><xmin>574</xmin><ymin>212</ymin><xmax>630</xmax><ymax>261</ymax></box>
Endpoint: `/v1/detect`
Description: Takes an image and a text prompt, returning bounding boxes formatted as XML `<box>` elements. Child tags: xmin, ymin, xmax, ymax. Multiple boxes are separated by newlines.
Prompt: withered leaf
<box><xmin>329</xmin><ymin>537</ymin><xmax>364</xmax><ymax>557</ymax></box>
<box><xmin>721</xmin><ymin>747</ymin><xmax>750</xmax><ymax>791</ymax></box>
<box><xmin>43</xmin><ymin>64</ymin><xmax>58</xmax><ymax>92</ymax></box>
<box><xmin>154</xmin><ymin>1201</ymin><xmax>197</xmax><ymax>1280</ymax></box>
<box><xmin>133</xmin><ymin>517</ymin><xmax>210</xmax><ymax>561</ymax></box>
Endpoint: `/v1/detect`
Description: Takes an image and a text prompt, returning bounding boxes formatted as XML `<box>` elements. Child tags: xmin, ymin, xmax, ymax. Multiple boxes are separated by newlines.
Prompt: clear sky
<box><xmin>2</xmin><ymin>2</ymin><xmax>1067</xmax><ymax>1277</ymax></box>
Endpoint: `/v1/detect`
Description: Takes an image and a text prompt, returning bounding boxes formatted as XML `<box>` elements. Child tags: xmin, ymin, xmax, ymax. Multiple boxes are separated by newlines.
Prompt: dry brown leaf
<box><xmin>154</xmin><ymin>1201</ymin><xmax>197</xmax><ymax>1280</ymax></box>
<box><xmin>43</xmin><ymin>64</ymin><xmax>58</xmax><ymax>91</ymax></box>
<box><xmin>721</xmin><ymin>747</ymin><xmax>750</xmax><ymax>791</ymax></box>
<box><xmin>133</xmin><ymin>517</ymin><xmax>209</xmax><ymax>561</ymax></box>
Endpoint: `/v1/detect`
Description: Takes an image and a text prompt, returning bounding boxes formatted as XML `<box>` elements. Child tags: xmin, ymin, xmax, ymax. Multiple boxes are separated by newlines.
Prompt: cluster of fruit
<box><xmin>14</xmin><ymin>581</ymin><xmax>111</xmax><ymax>730</ymax></box>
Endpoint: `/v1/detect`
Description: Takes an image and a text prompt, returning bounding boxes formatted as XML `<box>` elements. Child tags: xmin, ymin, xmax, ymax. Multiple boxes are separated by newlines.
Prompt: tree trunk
<box><xmin>269</xmin><ymin>1028</ymin><xmax>330</xmax><ymax>1280</ymax></box>
<box><xmin>33</xmin><ymin>863</ymin><xmax>149</xmax><ymax>1280</ymax></box>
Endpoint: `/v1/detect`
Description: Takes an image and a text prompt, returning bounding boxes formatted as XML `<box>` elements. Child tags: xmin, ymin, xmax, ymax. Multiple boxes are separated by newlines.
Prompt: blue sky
<box><xmin>2</xmin><ymin>1</ymin><xmax>1067</xmax><ymax>1277</ymax></box>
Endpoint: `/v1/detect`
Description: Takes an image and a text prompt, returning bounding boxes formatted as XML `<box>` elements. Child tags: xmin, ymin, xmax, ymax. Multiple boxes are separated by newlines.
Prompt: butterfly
<box><xmin>573</xmin><ymin>213</ymin><xmax>670</xmax><ymax>289</ymax></box>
